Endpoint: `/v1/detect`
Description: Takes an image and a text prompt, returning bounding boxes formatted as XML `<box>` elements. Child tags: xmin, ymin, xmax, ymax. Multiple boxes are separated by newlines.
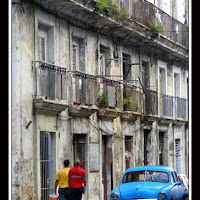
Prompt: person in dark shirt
<box><xmin>68</xmin><ymin>159</ymin><xmax>86</xmax><ymax>200</ymax></box>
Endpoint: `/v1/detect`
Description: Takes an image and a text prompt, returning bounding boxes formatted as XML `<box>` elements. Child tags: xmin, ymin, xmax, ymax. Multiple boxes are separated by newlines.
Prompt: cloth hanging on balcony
<box><xmin>155</xmin><ymin>9</ymin><xmax>162</xmax><ymax>24</ymax></box>
<box><xmin>183</xmin><ymin>14</ymin><xmax>187</xmax><ymax>25</ymax></box>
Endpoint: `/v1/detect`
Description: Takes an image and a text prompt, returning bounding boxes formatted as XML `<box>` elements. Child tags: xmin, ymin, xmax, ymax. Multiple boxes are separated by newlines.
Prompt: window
<box><xmin>122</xmin><ymin>171</ymin><xmax>145</xmax><ymax>183</ymax></box>
<box><xmin>122</xmin><ymin>53</ymin><xmax>131</xmax><ymax>82</ymax></box>
<box><xmin>175</xmin><ymin>139</ymin><xmax>181</xmax><ymax>174</ymax></box>
<box><xmin>73</xmin><ymin>134</ymin><xmax>86</xmax><ymax>169</ymax></box>
<box><xmin>171</xmin><ymin>171</ymin><xmax>179</xmax><ymax>183</ymax></box>
<box><xmin>38</xmin><ymin>26</ymin><xmax>48</xmax><ymax>62</ymax></box>
<box><xmin>72</xmin><ymin>37</ymin><xmax>85</xmax><ymax>72</ymax></box>
<box><xmin>174</xmin><ymin>73</ymin><xmax>180</xmax><ymax>97</ymax></box>
<box><xmin>122</xmin><ymin>171</ymin><xmax>169</xmax><ymax>183</ymax></box>
<box><xmin>38</xmin><ymin>23</ymin><xmax>54</xmax><ymax>63</ymax></box>
<box><xmin>100</xmin><ymin>46</ymin><xmax>111</xmax><ymax>77</ymax></box>
<box><xmin>125</xmin><ymin>136</ymin><xmax>132</xmax><ymax>170</ymax></box>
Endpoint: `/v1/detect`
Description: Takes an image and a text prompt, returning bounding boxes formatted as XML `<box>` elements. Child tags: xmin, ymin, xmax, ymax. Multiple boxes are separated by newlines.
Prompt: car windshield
<box><xmin>122</xmin><ymin>170</ymin><xmax>169</xmax><ymax>183</ymax></box>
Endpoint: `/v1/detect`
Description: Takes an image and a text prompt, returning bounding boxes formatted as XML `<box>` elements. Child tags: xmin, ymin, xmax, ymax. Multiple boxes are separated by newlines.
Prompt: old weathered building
<box><xmin>11</xmin><ymin>0</ymin><xmax>189</xmax><ymax>199</ymax></box>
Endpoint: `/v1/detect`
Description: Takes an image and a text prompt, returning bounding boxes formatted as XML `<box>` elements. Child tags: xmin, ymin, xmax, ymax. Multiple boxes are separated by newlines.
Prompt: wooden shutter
<box><xmin>38</xmin><ymin>36</ymin><xmax>46</xmax><ymax>62</ymax></box>
<box><xmin>73</xmin><ymin>45</ymin><xmax>77</xmax><ymax>70</ymax></box>
<box><xmin>40</xmin><ymin>67</ymin><xmax>49</xmax><ymax>98</ymax></box>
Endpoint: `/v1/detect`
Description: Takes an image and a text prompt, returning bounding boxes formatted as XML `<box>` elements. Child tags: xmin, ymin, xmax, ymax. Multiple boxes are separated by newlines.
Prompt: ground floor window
<box><xmin>73</xmin><ymin>134</ymin><xmax>87</xmax><ymax>169</ymax></box>
<box><xmin>175</xmin><ymin>139</ymin><xmax>181</xmax><ymax>173</ymax></box>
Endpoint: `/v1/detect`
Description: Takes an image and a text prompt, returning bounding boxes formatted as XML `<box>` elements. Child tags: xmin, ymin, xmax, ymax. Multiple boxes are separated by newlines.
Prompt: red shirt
<box><xmin>69</xmin><ymin>166</ymin><xmax>86</xmax><ymax>188</ymax></box>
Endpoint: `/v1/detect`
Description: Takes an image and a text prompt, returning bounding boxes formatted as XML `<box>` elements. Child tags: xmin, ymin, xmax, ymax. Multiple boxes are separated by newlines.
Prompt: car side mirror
<box><xmin>175</xmin><ymin>182</ymin><xmax>182</xmax><ymax>186</ymax></box>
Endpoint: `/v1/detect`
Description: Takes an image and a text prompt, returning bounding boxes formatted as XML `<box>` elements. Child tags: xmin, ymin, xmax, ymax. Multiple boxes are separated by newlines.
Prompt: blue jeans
<box><xmin>69</xmin><ymin>188</ymin><xmax>83</xmax><ymax>200</ymax></box>
<box><xmin>59</xmin><ymin>188</ymin><xmax>70</xmax><ymax>200</ymax></box>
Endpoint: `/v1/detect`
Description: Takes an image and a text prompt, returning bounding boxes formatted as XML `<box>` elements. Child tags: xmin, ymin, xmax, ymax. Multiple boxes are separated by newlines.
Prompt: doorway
<box><xmin>102</xmin><ymin>135</ymin><xmax>113</xmax><ymax>200</ymax></box>
<box><xmin>40</xmin><ymin>132</ymin><xmax>56</xmax><ymax>200</ymax></box>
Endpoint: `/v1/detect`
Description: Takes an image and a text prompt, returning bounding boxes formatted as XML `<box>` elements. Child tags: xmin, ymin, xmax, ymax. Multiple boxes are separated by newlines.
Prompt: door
<box><xmin>102</xmin><ymin>136</ymin><xmax>113</xmax><ymax>200</ymax></box>
<box><xmin>40</xmin><ymin>132</ymin><xmax>53</xmax><ymax>200</ymax></box>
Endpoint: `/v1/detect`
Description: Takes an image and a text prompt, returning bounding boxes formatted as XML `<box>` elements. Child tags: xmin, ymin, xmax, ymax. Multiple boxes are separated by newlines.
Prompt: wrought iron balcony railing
<box><xmin>131</xmin><ymin>0</ymin><xmax>188</xmax><ymax>47</ymax></box>
<box><xmin>34</xmin><ymin>61</ymin><xmax>67</xmax><ymax>101</ymax></box>
<box><xmin>33</xmin><ymin>61</ymin><xmax>188</xmax><ymax>120</ymax></box>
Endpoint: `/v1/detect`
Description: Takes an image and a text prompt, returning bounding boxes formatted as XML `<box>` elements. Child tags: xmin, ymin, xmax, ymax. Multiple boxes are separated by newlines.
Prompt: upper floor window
<box><xmin>37</xmin><ymin>23</ymin><xmax>54</xmax><ymax>63</ymax></box>
<box><xmin>72</xmin><ymin>36</ymin><xmax>85</xmax><ymax>72</ymax></box>
<box><xmin>100</xmin><ymin>45</ymin><xmax>111</xmax><ymax>77</ymax></box>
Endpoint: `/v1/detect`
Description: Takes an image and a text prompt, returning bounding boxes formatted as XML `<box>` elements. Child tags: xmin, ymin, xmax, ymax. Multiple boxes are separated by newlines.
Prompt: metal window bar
<box><xmin>175</xmin><ymin>139</ymin><xmax>180</xmax><ymax>174</ymax></box>
<box><xmin>40</xmin><ymin>132</ymin><xmax>53</xmax><ymax>200</ymax></box>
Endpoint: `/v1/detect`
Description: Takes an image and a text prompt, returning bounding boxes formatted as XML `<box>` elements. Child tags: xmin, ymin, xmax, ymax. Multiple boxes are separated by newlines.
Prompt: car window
<box><xmin>171</xmin><ymin>171</ymin><xmax>179</xmax><ymax>183</ymax></box>
<box><xmin>122</xmin><ymin>170</ymin><xmax>169</xmax><ymax>183</ymax></box>
<box><xmin>122</xmin><ymin>171</ymin><xmax>145</xmax><ymax>183</ymax></box>
<box><xmin>146</xmin><ymin>171</ymin><xmax>169</xmax><ymax>182</ymax></box>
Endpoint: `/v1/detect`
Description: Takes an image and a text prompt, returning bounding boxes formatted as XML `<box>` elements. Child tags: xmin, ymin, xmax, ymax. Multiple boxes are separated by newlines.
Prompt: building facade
<box><xmin>11</xmin><ymin>0</ymin><xmax>189</xmax><ymax>199</ymax></box>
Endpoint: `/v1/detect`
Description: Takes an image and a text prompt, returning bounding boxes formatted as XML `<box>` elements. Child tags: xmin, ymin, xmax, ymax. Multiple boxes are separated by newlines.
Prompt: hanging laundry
<box><xmin>155</xmin><ymin>8</ymin><xmax>162</xmax><ymax>24</ymax></box>
<box><xmin>183</xmin><ymin>14</ymin><xmax>188</xmax><ymax>25</ymax></box>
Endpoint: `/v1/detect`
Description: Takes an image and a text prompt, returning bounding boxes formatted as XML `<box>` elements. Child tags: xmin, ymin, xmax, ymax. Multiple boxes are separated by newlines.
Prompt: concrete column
<box><xmin>168</xmin><ymin>122</ymin><xmax>174</xmax><ymax>168</ymax></box>
<box><xmin>113</xmin><ymin>116</ymin><xmax>123</xmax><ymax>188</ymax></box>
<box><xmin>151</xmin><ymin>121</ymin><xmax>159</xmax><ymax>165</ymax></box>
<box><xmin>134</xmin><ymin>119</ymin><xmax>143</xmax><ymax>166</ymax></box>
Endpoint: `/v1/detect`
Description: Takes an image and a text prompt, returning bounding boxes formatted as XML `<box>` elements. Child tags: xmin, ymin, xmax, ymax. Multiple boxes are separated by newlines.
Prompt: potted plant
<box><xmin>123</xmin><ymin>96</ymin><xmax>134</xmax><ymax>111</ymax></box>
<box><xmin>148</xmin><ymin>21</ymin><xmax>162</xmax><ymax>39</ymax></box>
<box><xmin>98</xmin><ymin>93</ymin><xmax>109</xmax><ymax>108</ymax></box>
<box><xmin>95</xmin><ymin>0</ymin><xmax>111</xmax><ymax>16</ymax></box>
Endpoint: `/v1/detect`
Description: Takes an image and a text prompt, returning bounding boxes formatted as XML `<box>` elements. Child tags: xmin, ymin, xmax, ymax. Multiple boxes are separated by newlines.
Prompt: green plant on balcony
<box><xmin>136</xmin><ymin>103</ymin><xmax>141</xmax><ymax>114</ymax></box>
<box><xmin>95</xmin><ymin>0</ymin><xmax>111</xmax><ymax>16</ymax></box>
<box><xmin>148</xmin><ymin>21</ymin><xmax>162</xmax><ymax>38</ymax></box>
<box><xmin>98</xmin><ymin>92</ymin><xmax>109</xmax><ymax>107</ymax></box>
<box><xmin>109</xmin><ymin>4</ymin><xmax>128</xmax><ymax>21</ymax></box>
<box><xmin>94</xmin><ymin>0</ymin><xmax>128</xmax><ymax>20</ymax></box>
<box><xmin>123</xmin><ymin>96</ymin><xmax>134</xmax><ymax>105</ymax></box>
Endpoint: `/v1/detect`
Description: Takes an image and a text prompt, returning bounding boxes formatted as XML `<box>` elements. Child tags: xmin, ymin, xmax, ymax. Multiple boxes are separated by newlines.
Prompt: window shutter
<box><xmin>175</xmin><ymin>139</ymin><xmax>180</xmax><ymax>173</ymax></box>
<box><xmin>41</xmin><ymin>37</ymin><xmax>46</xmax><ymax>61</ymax></box>
<box><xmin>38</xmin><ymin>36</ymin><xmax>46</xmax><ymax>62</ymax></box>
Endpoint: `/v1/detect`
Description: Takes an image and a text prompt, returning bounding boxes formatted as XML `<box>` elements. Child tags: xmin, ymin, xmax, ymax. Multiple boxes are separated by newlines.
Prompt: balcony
<box><xmin>32</xmin><ymin>0</ymin><xmax>189</xmax><ymax>63</ymax></box>
<box><xmin>159</xmin><ymin>94</ymin><xmax>188</xmax><ymax>121</ymax></box>
<box><xmin>123</xmin><ymin>84</ymin><xmax>143</xmax><ymax>113</ymax></box>
<box><xmin>33</xmin><ymin>61</ymin><xmax>68</xmax><ymax>114</ymax></box>
<box><xmin>131</xmin><ymin>0</ymin><xmax>188</xmax><ymax>47</ymax></box>
<box><xmin>33</xmin><ymin>61</ymin><xmax>188</xmax><ymax>121</ymax></box>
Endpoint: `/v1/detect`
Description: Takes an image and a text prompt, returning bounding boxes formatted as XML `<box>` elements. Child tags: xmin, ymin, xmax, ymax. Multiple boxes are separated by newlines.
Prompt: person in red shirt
<box><xmin>68</xmin><ymin>159</ymin><xmax>86</xmax><ymax>200</ymax></box>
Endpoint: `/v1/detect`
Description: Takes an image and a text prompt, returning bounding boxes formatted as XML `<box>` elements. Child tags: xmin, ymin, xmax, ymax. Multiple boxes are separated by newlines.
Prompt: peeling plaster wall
<box><xmin>12</xmin><ymin>2</ymin><xmax>36</xmax><ymax>199</ymax></box>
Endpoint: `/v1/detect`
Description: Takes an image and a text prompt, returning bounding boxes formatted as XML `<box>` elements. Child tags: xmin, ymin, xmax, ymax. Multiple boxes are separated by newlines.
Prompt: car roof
<box><xmin>125</xmin><ymin>165</ymin><xmax>174</xmax><ymax>173</ymax></box>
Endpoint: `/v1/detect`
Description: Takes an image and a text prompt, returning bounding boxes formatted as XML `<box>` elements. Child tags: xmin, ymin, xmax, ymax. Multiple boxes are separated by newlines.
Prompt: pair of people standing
<box><xmin>54</xmin><ymin>159</ymin><xmax>86</xmax><ymax>200</ymax></box>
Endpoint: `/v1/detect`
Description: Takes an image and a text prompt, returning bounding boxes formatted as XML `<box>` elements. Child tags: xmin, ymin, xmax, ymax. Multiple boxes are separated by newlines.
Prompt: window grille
<box><xmin>40</xmin><ymin>132</ymin><xmax>53</xmax><ymax>200</ymax></box>
<box><xmin>175</xmin><ymin>139</ymin><xmax>181</xmax><ymax>173</ymax></box>
<box><xmin>38</xmin><ymin>35</ymin><xmax>47</xmax><ymax>62</ymax></box>
<box><xmin>159</xmin><ymin>132</ymin><xmax>164</xmax><ymax>165</ymax></box>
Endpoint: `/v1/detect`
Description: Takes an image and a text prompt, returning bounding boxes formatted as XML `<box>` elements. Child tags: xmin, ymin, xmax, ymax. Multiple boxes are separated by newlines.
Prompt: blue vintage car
<box><xmin>110</xmin><ymin>165</ymin><xmax>188</xmax><ymax>200</ymax></box>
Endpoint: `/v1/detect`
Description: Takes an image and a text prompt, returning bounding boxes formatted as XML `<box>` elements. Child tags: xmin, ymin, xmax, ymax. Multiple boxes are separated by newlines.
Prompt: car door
<box><xmin>120</xmin><ymin>182</ymin><xmax>144</xmax><ymax>199</ymax></box>
<box><xmin>119</xmin><ymin>171</ymin><xmax>145</xmax><ymax>199</ymax></box>
<box><xmin>171</xmin><ymin>171</ymin><xmax>184</xmax><ymax>200</ymax></box>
